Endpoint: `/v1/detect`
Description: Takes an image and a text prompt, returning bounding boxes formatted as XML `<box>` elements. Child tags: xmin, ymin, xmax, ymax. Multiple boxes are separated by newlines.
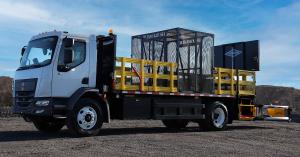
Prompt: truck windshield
<box><xmin>18</xmin><ymin>36</ymin><xmax>58</xmax><ymax>70</ymax></box>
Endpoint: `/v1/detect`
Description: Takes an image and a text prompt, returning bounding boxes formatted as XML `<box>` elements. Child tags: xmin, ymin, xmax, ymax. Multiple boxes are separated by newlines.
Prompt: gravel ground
<box><xmin>0</xmin><ymin>118</ymin><xmax>299</xmax><ymax>157</ymax></box>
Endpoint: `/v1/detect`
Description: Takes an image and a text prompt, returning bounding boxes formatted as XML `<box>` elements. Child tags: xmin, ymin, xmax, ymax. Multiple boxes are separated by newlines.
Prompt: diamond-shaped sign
<box><xmin>225</xmin><ymin>48</ymin><xmax>242</xmax><ymax>58</ymax></box>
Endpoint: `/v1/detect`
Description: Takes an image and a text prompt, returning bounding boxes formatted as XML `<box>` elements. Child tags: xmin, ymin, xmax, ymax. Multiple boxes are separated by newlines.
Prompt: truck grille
<box><xmin>14</xmin><ymin>79</ymin><xmax>37</xmax><ymax>107</ymax></box>
<box><xmin>15</xmin><ymin>91</ymin><xmax>35</xmax><ymax>107</ymax></box>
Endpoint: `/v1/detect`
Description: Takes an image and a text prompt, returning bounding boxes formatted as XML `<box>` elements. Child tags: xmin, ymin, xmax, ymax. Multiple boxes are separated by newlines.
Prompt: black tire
<box><xmin>199</xmin><ymin>102</ymin><xmax>228</xmax><ymax>131</ymax></box>
<box><xmin>33</xmin><ymin>118</ymin><xmax>65</xmax><ymax>133</ymax></box>
<box><xmin>66</xmin><ymin>98</ymin><xmax>103</xmax><ymax>137</ymax></box>
<box><xmin>162</xmin><ymin>119</ymin><xmax>189</xmax><ymax>129</ymax></box>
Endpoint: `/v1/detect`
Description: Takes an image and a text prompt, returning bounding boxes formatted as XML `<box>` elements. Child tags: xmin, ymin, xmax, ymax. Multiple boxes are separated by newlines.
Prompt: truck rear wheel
<box><xmin>162</xmin><ymin>119</ymin><xmax>189</xmax><ymax>129</ymax></box>
<box><xmin>67</xmin><ymin>98</ymin><xmax>103</xmax><ymax>136</ymax></box>
<box><xmin>33</xmin><ymin>118</ymin><xmax>65</xmax><ymax>133</ymax></box>
<box><xmin>200</xmin><ymin>102</ymin><xmax>228</xmax><ymax>131</ymax></box>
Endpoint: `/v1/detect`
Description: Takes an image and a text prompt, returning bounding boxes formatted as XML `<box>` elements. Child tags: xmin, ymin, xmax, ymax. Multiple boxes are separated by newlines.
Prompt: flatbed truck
<box><xmin>13</xmin><ymin>28</ymin><xmax>258</xmax><ymax>136</ymax></box>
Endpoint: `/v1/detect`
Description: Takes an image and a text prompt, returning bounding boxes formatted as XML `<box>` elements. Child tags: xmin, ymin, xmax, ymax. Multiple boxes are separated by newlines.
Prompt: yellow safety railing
<box><xmin>114</xmin><ymin>57</ymin><xmax>178</xmax><ymax>92</ymax></box>
<box><xmin>239</xmin><ymin>104</ymin><xmax>256</xmax><ymax>121</ymax></box>
<box><xmin>239</xmin><ymin>70</ymin><xmax>256</xmax><ymax>96</ymax></box>
<box><xmin>214</xmin><ymin>68</ymin><xmax>256</xmax><ymax>96</ymax></box>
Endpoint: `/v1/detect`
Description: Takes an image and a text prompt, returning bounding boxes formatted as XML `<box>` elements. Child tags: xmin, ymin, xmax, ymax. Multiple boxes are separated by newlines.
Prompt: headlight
<box><xmin>35</xmin><ymin>100</ymin><xmax>50</xmax><ymax>106</ymax></box>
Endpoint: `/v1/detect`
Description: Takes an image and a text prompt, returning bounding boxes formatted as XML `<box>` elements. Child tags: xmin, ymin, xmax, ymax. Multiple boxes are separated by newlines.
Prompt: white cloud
<box><xmin>0</xmin><ymin>0</ymin><xmax>65</xmax><ymax>25</ymax></box>
<box><xmin>0</xmin><ymin>67</ymin><xmax>15</xmax><ymax>72</ymax></box>
<box><xmin>0</xmin><ymin>65</ymin><xmax>16</xmax><ymax>77</ymax></box>
<box><xmin>277</xmin><ymin>2</ymin><xmax>300</xmax><ymax>17</ymax></box>
<box><xmin>214</xmin><ymin>1</ymin><xmax>300</xmax><ymax>88</ymax></box>
<box><xmin>0</xmin><ymin>0</ymin><xmax>184</xmax><ymax>36</ymax></box>
<box><xmin>258</xmin><ymin>2</ymin><xmax>300</xmax><ymax>67</ymax></box>
<box><xmin>0</xmin><ymin>0</ymin><xmax>194</xmax><ymax>36</ymax></box>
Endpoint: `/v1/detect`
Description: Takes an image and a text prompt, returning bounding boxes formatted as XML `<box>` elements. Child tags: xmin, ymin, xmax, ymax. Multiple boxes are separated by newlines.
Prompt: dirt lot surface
<box><xmin>0</xmin><ymin>118</ymin><xmax>299</xmax><ymax>157</ymax></box>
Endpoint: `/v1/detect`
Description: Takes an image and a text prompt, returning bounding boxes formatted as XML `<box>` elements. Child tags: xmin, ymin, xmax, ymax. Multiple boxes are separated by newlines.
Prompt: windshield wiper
<box><xmin>17</xmin><ymin>67</ymin><xmax>26</xmax><ymax>70</ymax></box>
<box><xmin>17</xmin><ymin>64</ymin><xmax>43</xmax><ymax>70</ymax></box>
<box><xmin>31</xmin><ymin>64</ymin><xmax>43</xmax><ymax>68</ymax></box>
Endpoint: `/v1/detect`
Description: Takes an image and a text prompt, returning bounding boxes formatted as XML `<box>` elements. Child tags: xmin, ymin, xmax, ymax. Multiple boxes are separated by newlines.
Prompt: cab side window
<box><xmin>58</xmin><ymin>40</ymin><xmax>86</xmax><ymax>71</ymax></box>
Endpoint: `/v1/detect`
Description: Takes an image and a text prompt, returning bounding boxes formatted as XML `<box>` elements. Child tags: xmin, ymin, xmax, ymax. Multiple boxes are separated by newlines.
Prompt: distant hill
<box><xmin>256</xmin><ymin>85</ymin><xmax>300</xmax><ymax>113</ymax></box>
<box><xmin>0</xmin><ymin>76</ymin><xmax>13</xmax><ymax>106</ymax></box>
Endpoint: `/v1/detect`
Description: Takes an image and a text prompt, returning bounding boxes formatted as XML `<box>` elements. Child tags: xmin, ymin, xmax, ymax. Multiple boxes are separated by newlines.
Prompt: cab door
<box><xmin>96</xmin><ymin>35</ymin><xmax>116</xmax><ymax>93</ymax></box>
<box><xmin>52</xmin><ymin>38</ymin><xmax>89</xmax><ymax>97</ymax></box>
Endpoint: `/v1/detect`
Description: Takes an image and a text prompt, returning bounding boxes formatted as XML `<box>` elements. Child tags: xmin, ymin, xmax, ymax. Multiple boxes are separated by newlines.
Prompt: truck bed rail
<box><xmin>114</xmin><ymin>57</ymin><xmax>178</xmax><ymax>92</ymax></box>
<box><xmin>114</xmin><ymin>57</ymin><xmax>256</xmax><ymax>97</ymax></box>
<box><xmin>214</xmin><ymin>68</ymin><xmax>256</xmax><ymax>96</ymax></box>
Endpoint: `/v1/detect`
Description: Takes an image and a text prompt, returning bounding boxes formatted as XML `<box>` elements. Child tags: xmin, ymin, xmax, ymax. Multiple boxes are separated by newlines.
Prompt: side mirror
<box><xmin>64</xmin><ymin>38</ymin><xmax>74</xmax><ymax>48</ymax></box>
<box><xmin>21</xmin><ymin>46</ymin><xmax>27</xmax><ymax>56</ymax></box>
<box><xmin>64</xmin><ymin>49</ymin><xmax>73</xmax><ymax>64</ymax></box>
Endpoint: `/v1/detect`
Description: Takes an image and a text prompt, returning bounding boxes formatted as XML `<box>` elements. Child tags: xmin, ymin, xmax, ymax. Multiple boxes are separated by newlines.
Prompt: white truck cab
<box><xmin>16</xmin><ymin>31</ymin><xmax>97</xmax><ymax>98</ymax></box>
<box><xmin>13</xmin><ymin>31</ymin><xmax>115</xmax><ymax>136</ymax></box>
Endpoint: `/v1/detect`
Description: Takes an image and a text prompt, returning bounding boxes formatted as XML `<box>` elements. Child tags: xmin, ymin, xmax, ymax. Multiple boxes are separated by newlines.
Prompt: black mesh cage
<box><xmin>131</xmin><ymin>28</ymin><xmax>214</xmax><ymax>93</ymax></box>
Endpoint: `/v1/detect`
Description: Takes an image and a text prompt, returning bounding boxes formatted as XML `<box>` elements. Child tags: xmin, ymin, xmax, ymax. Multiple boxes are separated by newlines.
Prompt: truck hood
<box><xmin>14</xmin><ymin>65</ymin><xmax>53</xmax><ymax>97</ymax></box>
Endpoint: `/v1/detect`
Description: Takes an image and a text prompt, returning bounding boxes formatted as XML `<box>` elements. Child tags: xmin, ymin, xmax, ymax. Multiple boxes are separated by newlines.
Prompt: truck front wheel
<box><xmin>67</xmin><ymin>98</ymin><xmax>104</xmax><ymax>136</ymax></box>
<box><xmin>162</xmin><ymin>119</ymin><xmax>189</xmax><ymax>129</ymax></box>
<box><xmin>32</xmin><ymin>118</ymin><xmax>65</xmax><ymax>133</ymax></box>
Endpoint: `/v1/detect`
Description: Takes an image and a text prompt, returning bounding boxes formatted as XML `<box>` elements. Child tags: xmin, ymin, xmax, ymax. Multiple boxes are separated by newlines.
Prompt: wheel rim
<box><xmin>77</xmin><ymin>106</ymin><xmax>97</xmax><ymax>130</ymax></box>
<box><xmin>212</xmin><ymin>107</ymin><xmax>225</xmax><ymax>128</ymax></box>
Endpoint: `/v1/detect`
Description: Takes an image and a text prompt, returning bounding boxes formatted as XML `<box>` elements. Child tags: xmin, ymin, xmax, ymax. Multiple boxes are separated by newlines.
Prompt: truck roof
<box><xmin>30</xmin><ymin>31</ymin><xmax>92</xmax><ymax>41</ymax></box>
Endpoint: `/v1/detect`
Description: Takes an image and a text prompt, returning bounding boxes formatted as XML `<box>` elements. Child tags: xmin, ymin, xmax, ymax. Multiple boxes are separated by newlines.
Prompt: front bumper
<box><xmin>13</xmin><ymin>97</ymin><xmax>68</xmax><ymax>117</ymax></box>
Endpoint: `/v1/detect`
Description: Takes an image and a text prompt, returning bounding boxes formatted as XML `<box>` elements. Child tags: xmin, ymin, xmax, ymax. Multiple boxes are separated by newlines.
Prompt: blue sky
<box><xmin>0</xmin><ymin>0</ymin><xmax>299</xmax><ymax>88</ymax></box>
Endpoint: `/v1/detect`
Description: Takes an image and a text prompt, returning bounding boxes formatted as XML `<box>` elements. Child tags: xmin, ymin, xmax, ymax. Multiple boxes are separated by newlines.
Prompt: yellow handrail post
<box><xmin>253</xmin><ymin>72</ymin><xmax>256</xmax><ymax>95</ymax></box>
<box><xmin>230</xmin><ymin>69</ymin><xmax>234</xmax><ymax>95</ymax></box>
<box><xmin>237</xmin><ymin>70</ymin><xmax>239</xmax><ymax>94</ymax></box>
<box><xmin>170</xmin><ymin>62</ymin><xmax>175</xmax><ymax>92</ymax></box>
<box><xmin>153</xmin><ymin>61</ymin><xmax>157</xmax><ymax>91</ymax></box>
<box><xmin>120</xmin><ymin>57</ymin><xmax>126</xmax><ymax>90</ymax></box>
<box><xmin>140</xmin><ymin>60</ymin><xmax>145</xmax><ymax>91</ymax></box>
<box><xmin>242</xmin><ymin>74</ymin><xmax>246</xmax><ymax>93</ymax></box>
<box><xmin>217</xmin><ymin>68</ymin><xmax>221</xmax><ymax>94</ymax></box>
